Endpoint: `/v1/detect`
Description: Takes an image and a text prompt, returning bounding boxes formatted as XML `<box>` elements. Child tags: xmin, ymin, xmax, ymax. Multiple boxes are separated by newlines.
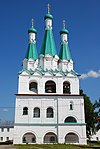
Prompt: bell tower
<box><xmin>14</xmin><ymin>5</ymin><xmax>86</xmax><ymax>145</ymax></box>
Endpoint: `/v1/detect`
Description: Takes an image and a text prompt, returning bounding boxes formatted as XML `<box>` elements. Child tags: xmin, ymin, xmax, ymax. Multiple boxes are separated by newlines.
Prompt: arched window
<box><xmin>46</xmin><ymin>107</ymin><xmax>54</xmax><ymax>118</ymax></box>
<box><xmin>22</xmin><ymin>133</ymin><xmax>36</xmax><ymax>143</ymax></box>
<box><xmin>63</xmin><ymin>81</ymin><xmax>70</xmax><ymax>94</ymax></box>
<box><xmin>45</xmin><ymin>81</ymin><xmax>56</xmax><ymax>93</ymax></box>
<box><xmin>44</xmin><ymin>132</ymin><xmax>57</xmax><ymax>143</ymax></box>
<box><xmin>23</xmin><ymin>107</ymin><xmax>28</xmax><ymax>115</ymax></box>
<box><xmin>70</xmin><ymin>101</ymin><xmax>73</xmax><ymax>110</ymax></box>
<box><xmin>65</xmin><ymin>132</ymin><xmax>79</xmax><ymax>143</ymax></box>
<box><xmin>29</xmin><ymin>82</ymin><xmax>37</xmax><ymax>93</ymax></box>
<box><xmin>33</xmin><ymin>107</ymin><xmax>40</xmax><ymax>118</ymax></box>
<box><xmin>64</xmin><ymin>116</ymin><xmax>77</xmax><ymax>123</ymax></box>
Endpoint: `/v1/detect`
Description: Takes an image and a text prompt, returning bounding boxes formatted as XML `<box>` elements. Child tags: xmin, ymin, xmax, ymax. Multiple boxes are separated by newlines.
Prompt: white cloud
<box><xmin>79</xmin><ymin>70</ymin><xmax>100</xmax><ymax>79</ymax></box>
<box><xmin>3</xmin><ymin>108</ymin><xmax>8</xmax><ymax>112</ymax></box>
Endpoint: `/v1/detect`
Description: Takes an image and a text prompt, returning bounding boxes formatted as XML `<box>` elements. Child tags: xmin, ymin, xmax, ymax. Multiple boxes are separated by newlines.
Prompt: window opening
<box><xmin>33</xmin><ymin>107</ymin><xmax>40</xmax><ymax>118</ymax></box>
<box><xmin>1</xmin><ymin>128</ymin><xmax>4</xmax><ymax>132</ymax></box>
<box><xmin>70</xmin><ymin>101</ymin><xmax>73</xmax><ymax>110</ymax></box>
<box><xmin>63</xmin><ymin>81</ymin><xmax>70</xmax><ymax>94</ymax></box>
<box><xmin>1</xmin><ymin>137</ymin><xmax>3</xmax><ymax>141</ymax></box>
<box><xmin>29</xmin><ymin>82</ymin><xmax>37</xmax><ymax>93</ymax></box>
<box><xmin>6</xmin><ymin>137</ymin><xmax>9</xmax><ymax>141</ymax></box>
<box><xmin>45</xmin><ymin>81</ymin><xmax>56</xmax><ymax>93</ymax></box>
<box><xmin>64</xmin><ymin>116</ymin><xmax>77</xmax><ymax>123</ymax></box>
<box><xmin>23</xmin><ymin>107</ymin><xmax>28</xmax><ymax>115</ymax></box>
<box><xmin>7</xmin><ymin>128</ymin><xmax>10</xmax><ymax>132</ymax></box>
<box><xmin>47</xmin><ymin>107</ymin><xmax>54</xmax><ymax>118</ymax></box>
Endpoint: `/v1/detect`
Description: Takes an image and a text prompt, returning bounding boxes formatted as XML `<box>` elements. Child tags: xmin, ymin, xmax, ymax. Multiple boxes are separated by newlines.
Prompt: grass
<box><xmin>14</xmin><ymin>144</ymin><xmax>99</xmax><ymax>149</ymax></box>
<box><xmin>88</xmin><ymin>140</ymin><xmax>100</xmax><ymax>146</ymax></box>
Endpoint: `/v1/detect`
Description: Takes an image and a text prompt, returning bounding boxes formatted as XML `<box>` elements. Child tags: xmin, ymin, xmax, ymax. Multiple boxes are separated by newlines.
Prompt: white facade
<box><xmin>14</xmin><ymin>9</ymin><xmax>87</xmax><ymax>144</ymax></box>
<box><xmin>0</xmin><ymin>127</ymin><xmax>14</xmax><ymax>142</ymax></box>
<box><xmin>91</xmin><ymin>130</ymin><xmax>100</xmax><ymax>141</ymax></box>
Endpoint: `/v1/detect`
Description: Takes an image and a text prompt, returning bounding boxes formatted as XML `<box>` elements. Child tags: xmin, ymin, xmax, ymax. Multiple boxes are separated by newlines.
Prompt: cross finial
<box><xmin>47</xmin><ymin>4</ymin><xmax>50</xmax><ymax>13</ymax></box>
<box><xmin>63</xmin><ymin>20</ymin><xmax>66</xmax><ymax>29</ymax></box>
<box><xmin>32</xmin><ymin>18</ymin><xmax>34</xmax><ymax>28</ymax></box>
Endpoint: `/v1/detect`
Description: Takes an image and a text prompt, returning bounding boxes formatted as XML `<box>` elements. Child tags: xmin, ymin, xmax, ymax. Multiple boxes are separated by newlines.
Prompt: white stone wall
<box><xmin>18</xmin><ymin>74</ymin><xmax>79</xmax><ymax>95</ymax></box>
<box><xmin>0</xmin><ymin>127</ymin><xmax>14</xmax><ymax>142</ymax></box>
<box><xmin>14</xmin><ymin>95</ymin><xmax>86</xmax><ymax>144</ymax></box>
<box><xmin>15</xmin><ymin>96</ymin><xmax>85</xmax><ymax>124</ymax></box>
<box><xmin>14</xmin><ymin>124</ymin><xmax>86</xmax><ymax>144</ymax></box>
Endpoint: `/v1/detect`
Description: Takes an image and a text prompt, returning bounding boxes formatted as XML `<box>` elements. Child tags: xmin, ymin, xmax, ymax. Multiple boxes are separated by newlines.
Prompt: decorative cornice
<box><xmin>15</xmin><ymin>94</ymin><xmax>83</xmax><ymax>97</ymax></box>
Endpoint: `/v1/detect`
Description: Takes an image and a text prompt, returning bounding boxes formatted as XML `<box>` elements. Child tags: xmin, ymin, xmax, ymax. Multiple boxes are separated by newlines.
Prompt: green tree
<box><xmin>93</xmin><ymin>98</ymin><xmax>100</xmax><ymax>131</ymax></box>
<box><xmin>80</xmin><ymin>90</ymin><xmax>96</xmax><ymax>139</ymax></box>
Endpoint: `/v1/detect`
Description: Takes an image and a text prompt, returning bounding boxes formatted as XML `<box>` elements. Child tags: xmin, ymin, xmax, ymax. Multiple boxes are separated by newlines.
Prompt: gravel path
<box><xmin>0</xmin><ymin>145</ymin><xmax>16</xmax><ymax>149</ymax></box>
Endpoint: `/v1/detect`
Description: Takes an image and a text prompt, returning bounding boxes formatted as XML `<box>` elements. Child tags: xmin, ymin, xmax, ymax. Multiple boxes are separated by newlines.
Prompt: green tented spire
<box><xmin>59</xmin><ymin>20</ymin><xmax>72</xmax><ymax>61</ymax></box>
<box><xmin>25</xmin><ymin>19</ymin><xmax>38</xmax><ymax>60</ymax></box>
<box><xmin>40</xmin><ymin>4</ymin><xmax>57</xmax><ymax>56</ymax></box>
<box><xmin>25</xmin><ymin>43</ymin><xmax>38</xmax><ymax>60</ymax></box>
<box><xmin>40</xmin><ymin>29</ymin><xmax>57</xmax><ymax>56</ymax></box>
<box><xmin>59</xmin><ymin>43</ymin><xmax>71</xmax><ymax>61</ymax></box>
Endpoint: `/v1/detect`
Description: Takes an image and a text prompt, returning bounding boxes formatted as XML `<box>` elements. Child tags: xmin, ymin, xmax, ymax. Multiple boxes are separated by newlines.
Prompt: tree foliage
<box><xmin>93</xmin><ymin>98</ymin><xmax>100</xmax><ymax>131</ymax></box>
<box><xmin>80</xmin><ymin>90</ymin><xmax>96</xmax><ymax>138</ymax></box>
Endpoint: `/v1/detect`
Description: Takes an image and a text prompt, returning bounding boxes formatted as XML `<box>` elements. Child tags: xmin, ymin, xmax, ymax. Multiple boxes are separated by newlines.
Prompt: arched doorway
<box><xmin>65</xmin><ymin>132</ymin><xmax>79</xmax><ymax>143</ymax></box>
<box><xmin>22</xmin><ymin>132</ymin><xmax>36</xmax><ymax>143</ymax></box>
<box><xmin>44</xmin><ymin>132</ymin><xmax>57</xmax><ymax>143</ymax></box>
<box><xmin>45</xmin><ymin>81</ymin><xmax>56</xmax><ymax>93</ymax></box>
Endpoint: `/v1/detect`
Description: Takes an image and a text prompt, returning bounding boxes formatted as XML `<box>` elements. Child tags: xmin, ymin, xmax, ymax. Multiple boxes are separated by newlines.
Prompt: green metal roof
<box><xmin>25</xmin><ymin>43</ymin><xmax>38</xmax><ymax>60</ymax></box>
<box><xmin>60</xmin><ymin>28</ymin><xmax>69</xmax><ymax>35</ymax></box>
<box><xmin>40</xmin><ymin>29</ymin><xmax>57</xmax><ymax>56</ymax></box>
<box><xmin>28</xmin><ymin>27</ymin><xmax>37</xmax><ymax>34</ymax></box>
<box><xmin>44</xmin><ymin>13</ymin><xmax>53</xmax><ymax>20</ymax></box>
<box><xmin>59</xmin><ymin>42</ymin><xmax>71</xmax><ymax>61</ymax></box>
<box><xmin>19</xmin><ymin>67</ymin><xmax>78</xmax><ymax>76</ymax></box>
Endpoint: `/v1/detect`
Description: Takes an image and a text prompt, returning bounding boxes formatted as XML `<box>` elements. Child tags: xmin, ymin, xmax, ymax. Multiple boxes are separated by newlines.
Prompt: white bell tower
<box><xmin>14</xmin><ymin>4</ymin><xmax>87</xmax><ymax>145</ymax></box>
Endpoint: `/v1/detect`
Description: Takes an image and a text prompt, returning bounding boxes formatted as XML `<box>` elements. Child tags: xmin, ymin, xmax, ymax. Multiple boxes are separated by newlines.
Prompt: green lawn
<box><xmin>15</xmin><ymin>144</ymin><xmax>97</xmax><ymax>149</ymax></box>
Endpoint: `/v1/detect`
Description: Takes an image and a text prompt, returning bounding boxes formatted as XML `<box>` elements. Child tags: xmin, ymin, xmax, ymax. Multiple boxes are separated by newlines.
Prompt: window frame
<box><xmin>63</xmin><ymin>81</ymin><xmax>71</xmax><ymax>94</ymax></box>
<box><xmin>46</xmin><ymin>107</ymin><xmax>54</xmax><ymax>118</ymax></box>
<box><xmin>70</xmin><ymin>101</ymin><xmax>73</xmax><ymax>110</ymax></box>
<box><xmin>23</xmin><ymin>107</ymin><xmax>28</xmax><ymax>115</ymax></box>
<box><xmin>1</xmin><ymin>128</ymin><xmax>4</xmax><ymax>132</ymax></box>
<box><xmin>33</xmin><ymin>107</ymin><xmax>40</xmax><ymax>118</ymax></box>
<box><xmin>29</xmin><ymin>81</ymin><xmax>38</xmax><ymax>93</ymax></box>
<box><xmin>7</xmin><ymin>128</ymin><xmax>10</xmax><ymax>132</ymax></box>
<box><xmin>45</xmin><ymin>80</ymin><xmax>56</xmax><ymax>93</ymax></box>
<box><xmin>64</xmin><ymin>116</ymin><xmax>77</xmax><ymax>123</ymax></box>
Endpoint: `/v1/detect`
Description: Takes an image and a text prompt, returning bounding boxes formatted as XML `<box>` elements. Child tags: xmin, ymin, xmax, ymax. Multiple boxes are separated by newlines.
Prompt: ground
<box><xmin>0</xmin><ymin>144</ymin><xmax>100</xmax><ymax>149</ymax></box>
<box><xmin>0</xmin><ymin>143</ymin><xmax>100</xmax><ymax>149</ymax></box>
<box><xmin>0</xmin><ymin>145</ymin><xmax>16</xmax><ymax>149</ymax></box>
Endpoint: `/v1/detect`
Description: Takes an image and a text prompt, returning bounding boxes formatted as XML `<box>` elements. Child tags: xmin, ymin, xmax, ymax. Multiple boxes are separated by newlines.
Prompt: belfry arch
<box><xmin>45</xmin><ymin>80</ymin><xmax>56</xmax><ymax>93</ymax></box>
<box><xmin>63</xmin><ymin>81</ymin><xmax>70</xmax><ymax>94</ymax></box>
<box><xmin>29</xmin><ymin>81</ymin><xmax>38</xmax><ymax>93</ymax></box>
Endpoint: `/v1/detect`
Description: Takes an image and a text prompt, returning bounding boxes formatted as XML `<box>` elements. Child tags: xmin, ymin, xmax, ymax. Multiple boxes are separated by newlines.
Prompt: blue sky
<box><xmin>0</xmin><ymin>0</ymin><xmax>100</xmax><ymax>120</ymax></box>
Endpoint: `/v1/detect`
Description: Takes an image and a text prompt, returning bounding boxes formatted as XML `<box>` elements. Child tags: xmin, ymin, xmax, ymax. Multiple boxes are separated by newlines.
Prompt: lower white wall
<box><xmin>13</xmin><ymin>124</ymin><xmax>87</xmax><ymax>144</ymax></box>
